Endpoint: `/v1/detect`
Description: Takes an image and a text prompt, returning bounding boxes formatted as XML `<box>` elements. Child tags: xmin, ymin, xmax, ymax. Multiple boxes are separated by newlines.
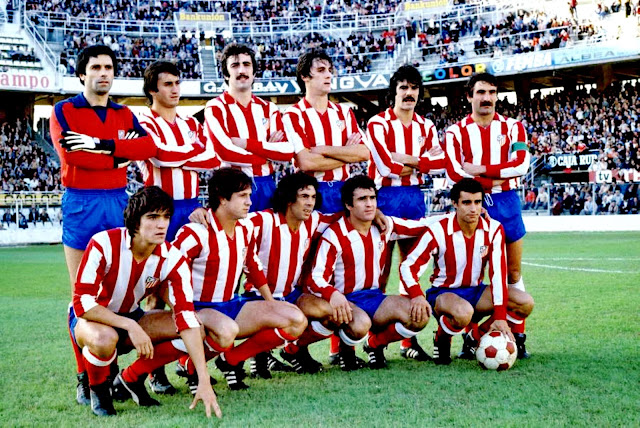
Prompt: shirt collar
<box><xmin>124</xmin><ymin>228</ymin><xmax>168</xmax><ymax>258</ymax></box>
<box><xmin>70</xmin><ymin>93</ymin><xmax>124</xmax><ymax>110</ymax></box>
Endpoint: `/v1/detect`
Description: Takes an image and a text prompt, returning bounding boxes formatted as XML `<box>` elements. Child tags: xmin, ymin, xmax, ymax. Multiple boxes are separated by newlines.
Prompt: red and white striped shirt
<box><xmin>283</xmin><ymin>98</ymin><xmax>368</xmax><ymax>182</ymax></box>
<box><xmin>203</xmin><ymin>91</ymin><xmax>294</xmax><ymax>177</ymax></box>
<box><xmin>73</xmin><ymin>228</ymin><xmax>199</xmax><ymax>332</ymax></box>
<box><xmin>445</xmin><ymin>113</ymin><xmax>530</xmax><ymax>193</ymax></box>
<box><xmin>246</xmin><ymin>209</ymin><xmax>340</xmax><ymax>298</ymax></box>
<box><xmin>367</xmin><ymin>108</ymin><xmax>445</xmax><ymax>187</ymax></box>
<box><xmin>310</xmin><ymin>215</ymin><xmax>427</xmax><ymax>300</ymax></box>
<box><xmin>138</xmin><ymin>109</ymin><xmax>220</xmax><ymax>200</ymax></box>
<box><xmin>399</xmin><ymin>213</ymin><xmax>508</xmax><ymax>319</ymax></box>
<box><xmin>172</xmin><ymin>209</ymin><xmax>267</xmax><ymax>303</ymax></box>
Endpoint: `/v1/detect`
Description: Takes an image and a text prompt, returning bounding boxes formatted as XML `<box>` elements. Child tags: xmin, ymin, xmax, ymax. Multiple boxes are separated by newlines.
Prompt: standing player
<box><xmin>309</xmin><ymin>175</ymin><xmax>432</xmax><ymax>370</ymax></box>
<box><xmin>399</xmin><ymin>178</ymin><xmax>534</xmax><ymax>365</ymax></box>
<box><xmin>138</xmin><ymin>60</ymin><xmax>220</xmax><ymax>393</ymax></box>
<box><xmin>367</xmin><ymin>64</ymin><xmax>445</xmax><ymax>361</ymax></box>
<box><xmin>283</xmin><ymin>48</ymin><xmax>371</xmax><ymax>214</ymax></box>
<box><xmin>70</xmin><ymin>186</ymin><xmax>220</xmax><ymax>417</ymax></box>
<box><xmin>204</xmin><ymin>43</ymin><xmax>294</xmax><ymax>212</ymax></box>
<box><xmin>50</xmin><ymin>45</ymin><xmax>158</xmax><ymax>406</ymax></box>
<box><xmin>172</xmin><ymin>168</ymin><xmax>307</xmax><ymax>390</ymax></box>
<box><xmin>444</xmin><ymin>72</ymin><xmax>532</xmax><ymax>358</ymax></box>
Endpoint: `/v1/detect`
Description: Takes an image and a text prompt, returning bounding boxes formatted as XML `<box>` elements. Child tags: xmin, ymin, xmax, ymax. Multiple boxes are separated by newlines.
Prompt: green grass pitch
<box><xmin>0</xmin><ymin>232</ymin><xmax>638</xmax><ymax>427</ymax></box>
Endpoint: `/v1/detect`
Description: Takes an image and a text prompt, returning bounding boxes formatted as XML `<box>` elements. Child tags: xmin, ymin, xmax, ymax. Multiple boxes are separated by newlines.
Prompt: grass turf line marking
<box><xmin>522</xmin><ymin>261</ymin><xmax>638</xmax><ymax>274</ymax></box>
<box><xmin>524</xmin><ymin>257</ymin><xmax>640</xmax><ymax>261</ymax></box>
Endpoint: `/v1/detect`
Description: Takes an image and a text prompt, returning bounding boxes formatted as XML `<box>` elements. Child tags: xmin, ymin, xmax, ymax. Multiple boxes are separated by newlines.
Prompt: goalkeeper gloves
<box><xmin>60</xmin><ymin>131</ymin><xmax>115</xmax><ymax>154</ymax></box>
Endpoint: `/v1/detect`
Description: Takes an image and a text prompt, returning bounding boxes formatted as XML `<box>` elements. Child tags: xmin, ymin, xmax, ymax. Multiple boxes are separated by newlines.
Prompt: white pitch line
<box><xmin>524</xmin><ymin>257</ymin><xmax>640</xmax><ymax>261</ymax></box>
<box><xmin>521</xmin><ymin>262</ymin><xmax>638</xmax><ymax>274</ymax></box>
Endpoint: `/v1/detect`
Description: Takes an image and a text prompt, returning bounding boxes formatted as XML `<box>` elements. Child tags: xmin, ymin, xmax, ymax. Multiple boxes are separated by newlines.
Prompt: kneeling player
<box><xmin>399</xmin><ymin>178</ymin><xmax>534</xmax><ymax>365</ymax></box>
<box><xmin>310</xmin><ymin>175</ymin><xmax>432</xmax><ymax>370</ymax></box>
<box><xmin>70</xmin><ymin>186</ymin><xmax>220</xmax><ymax>417</ymax></box>
<box><xmin>172</xmin><ymin>168</ymin><xmax>307</xmax><ymax>390</ymax></box>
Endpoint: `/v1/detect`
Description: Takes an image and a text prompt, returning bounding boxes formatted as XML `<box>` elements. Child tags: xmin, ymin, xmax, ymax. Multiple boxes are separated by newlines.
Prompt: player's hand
<box><xmin>427</xmin><ymin>145</ymin><xmax>444</xmax><ymax>157</ymax></box>
<box><xmin>329</xmin><ymin>292</ymin><xmax>352</xmax><ymax>325</ymax></box>
<box><xmin>230</xmin><ymin>137</ymin><xmax>248</xmax><ymax>149</ymax></box>
<box><xmin>373</xmin><ymin>209</ymin><xmax>390</xmax><ymax>235</ymax></box>
<box><xmin>480</xmin><ymin>207</ymin><xmax>490</xmax><ymax>220</ymax></box>
<box><xmin>345</xmin><ymin>132</ymin><xmax>362</xmax><ymax>146</ymax></box>
<box><xmin>61</xmin><ymin>131</ymin><xmax>115</xmax><ymax>154</ymax></box>
<box><xmin>489</xmin><ymin>319</ymin><xmax>514</xmax><ymax>342</ymax></box>
<box><xmin>409</xmin><ymin>295</ymin><xmax>431</xmax><ymax>324</ymax></box>
<box><xmin>462</xmin><ymin>162</ymin><xmax>487</xmax><ymax>176</ymax></box>
<box><xmin>113</xmin><ymin>157</ymin><xmax>131</xmax><ymax>169</ymax></box>
<box><xmin>189</xmin><ymin>207</ymin><xmax>210</xmax><ymax>226</ymax></box>
<box><xmin>127</xmin><ymin>323</ymin><xmax>154</xmax><ymax>359</ymax></box>
<box><xmin>268</xmin><ymin>130</ymin><xmax>284</xmax><ymax>142</ymax></box>
<box><xmin>190</xmin><ymin>381</ymin><xmax>222</xmax><ymax>418</ymax></box>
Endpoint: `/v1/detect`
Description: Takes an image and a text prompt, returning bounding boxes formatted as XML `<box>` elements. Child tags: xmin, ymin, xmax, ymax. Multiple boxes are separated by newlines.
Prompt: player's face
<box><xmin>394</xmin><ymin>80</ymin><xmax>420</xmax><ymax>112</ymax></box>
<box><xmin>347</xmin><ymin>187</ymin><xmax>377</xmax><ymax>222</ymax></box>
<box><xmin>81</xmin><ymin>55</ymin><xmax>114</xmax><ymax>96</ymax></box>
<box><xmin>226</xmin><ymin>53</ymin><xmax>254</xmax><ymax>92</ymax></box>
<box><xmin>303</xmin><ymin>59</ymin><xmax>334</xmax><ymax>96</ymax></box>
<box><xmin>137</xmin><ymin>210</ymin><xmax>171</xmax><ymax>245</ymax></box>
<box><xmin>152</xmin><ymin>72</ymin><xmax>181</xmax><ymax>109</ymax></box>
<box><xmin>468</xmin><ymin>81</ymin><xmax>497</xmax><ymax>117</ymax></box>
<box><xmin>453</xmin><ymin>191</ymin><xmax>483</xmax><ymax>225</ymax></box>
<box><xmin>223</xmin><ymin>187</ymin><xmax>252</xmax><ymax>219</ymax></box>
<box><xmin>288</xmin><ymin>185</ymin><xmax>317</xmax><ymax>221</ymax></box>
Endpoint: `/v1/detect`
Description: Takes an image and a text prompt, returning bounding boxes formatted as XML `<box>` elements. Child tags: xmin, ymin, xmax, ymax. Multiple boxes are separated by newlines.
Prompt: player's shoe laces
<box><xmin>215</xmin><ymin>357</ymin><xmax>249</xmax><ymax>391</ymax></box>
<box><xmin>76</xmin><ymin>372</ymin><xmax>91</xmax><ymax>406</ymax></box>
<box><xmin>175</xmin><ymin>360</ymin><xmax>217</xmax><ymax>393</ymax></box>
<box><xmin>400</xmin><ymin>336</ymin><xmax>432</xmax><ymax>362</ymax></box>
<box><xmin>89</xmin><ymin>381</ymin><xmax>116</xmax><ymax>417</ymax></box>
<box><xmin>280</xmin><ymin>347</ymin><xmax>323</xmax><ymax>374</ymax></box>
<box><xmin>249</xmin><ymin>352</ymin><xmax>273</xmax><ymax>379</ymax></box>
<box><xmin>266</xmin><ymin>351</ymin><xmax>293</xmax><ymax>372</ymax></box>
<box><xmin>457</xmin><ymin>333</ymin><xmax>478</xmax><ymax>360</ymax></box>
<box><xmin>113</xmin><ymin>372</ymin><xmax>160</xmax><ymax>407</ymax></box>
<box><xmin>149</xmin><ymin>367</ymin><xmax>176</xmax><ymax>395</ymax></box>
<box><xmin>328</xmin><ymin>352</ymin><xmax>340</xmax><ymax>365</ymax></box>
<box><xmin>514</xmin><ymin>333</ymin><xmax>531</xmax><ymax>359</ymax></box>
<box><xmin>433</xmin><ymin>332</ymin><xmax>452</xmax><ymax>365</ymax></box>
<box><xmin>338</xmin><ymin>346</ymin><xmax>365</xmax><ymax>372</ymax></box>
<box><xmin>363</xmin><ymin>343</ymin><xmax>388</xmax><ymax>369</ymax></box>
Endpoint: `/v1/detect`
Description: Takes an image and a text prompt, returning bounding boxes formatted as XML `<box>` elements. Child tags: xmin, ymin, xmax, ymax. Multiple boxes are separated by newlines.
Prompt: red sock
<box><xmin>224</xmin><ymin>328</ymin><xmax>296</xmax><ymax>366</ymax></box>
<box><xmin>329</xmin><ymin>334</ymin><xmax>340</xmax><ymax>354</ymax></box>
<box><xmin>434</xmin><ymin>326</ymin><xmax>450</xmax><ymax>341</ymax></box>
<box><xmin>473</xmin><ymin>316</ymin><xmax>496</xmax><ymax>341</ymax></box>
<box><xmin>400</xmin><ymin>338</ymin><xmax>412</xmax><ymax>349</ymax></box>
<box><xmin>368</xmin><ymin>323</ymin><xmax>404</xmax><ymax>348</ymax></box>
<box><xmin>286</xmin><ymin>323</ymin><xmax>333</xmax><ymax>354</ymax></box>
<box><xmin>83</xmin><ymin>348</ymin><xmax>116</xmax><ymax>386</ymax></box>
<box><xmin>122</xmin><ymin>341</ymin><xmax>183</xmax><ymax>383</ymax></box>
<box><xmin>68</xmin><ymin>328</ymin><xmax>85</xmax><ymax>374</ymax></box>
<box><xmin>508</xmin><ymin>312</ymin><xmax>526</xmax><ymax>334</ymax></box>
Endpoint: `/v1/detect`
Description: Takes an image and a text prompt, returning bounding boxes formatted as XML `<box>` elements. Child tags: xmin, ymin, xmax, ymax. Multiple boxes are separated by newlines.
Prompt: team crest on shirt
<box><xmin>188</xmin><ymin>130</ymin><xmax>196</xmax><ymax>141</ymax></box>
<box><xmin>497</xmin><ymin>135</ymin><xmax>507</xmax><ymax>146</ymax></box>
<box><xmin>242</xmin><ymin>247</ymin><xmax>248</xmax><ymax>259</ymax></box>
<box><xmin>336</xmin><ymin>120</ymin><xmax>346</xmax><ymax>130</ymax></box>
<box><xmin>379</xmin><ymin>241</ymin><xmax>385</xmax><ymax>251</ymax></box>
<box><xmin>304</xmin><ymin>238</ymin><xmax>310</xmax><ymax>248</ymax></box>
<box><xmin>417</xmin><ymin>136</ymin><xmax>426</xmax><ymax>145</ymax></box>
<box><xmin>118</xmin><ymin>130</ymin><xmax>126</xmax><ymax>140</ymax></box>
<box><xmin>262</xmin><ymin>117</ymin><xmax>269</xmax><ymax>126</ymax></box>
<box><xmin>479</xmin><ymin>245</ymin><xmax>489</xmax><ymax>258</ymax></box>
<box><xmin>144</xmin><ymin>276</ymin><xmax>160</xmax><ymax>289</ymax></box>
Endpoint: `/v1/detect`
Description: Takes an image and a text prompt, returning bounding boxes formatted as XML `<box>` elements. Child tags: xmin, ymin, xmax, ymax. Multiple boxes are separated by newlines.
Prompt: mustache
<box><xmin>481</xmin><ymin>101</ymin><xmax>493</xmax><ymax>106</ymax></box>
<box><xmin>403</xmin><ymin>97</ymin><xmax>416</xmax><ymax>102</ymax></box>
<box><xmin>237</xmin><ymin>74</ymin><xmax>250</xmax><ymax>79</ymax></box>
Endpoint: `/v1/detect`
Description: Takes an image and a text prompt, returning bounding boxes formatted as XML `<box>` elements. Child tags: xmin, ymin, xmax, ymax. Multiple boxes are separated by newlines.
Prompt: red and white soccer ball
<box><xmin>476</xmin><ymin>331</ymin><xmax>517</xmax><ymax>371</ymax></box>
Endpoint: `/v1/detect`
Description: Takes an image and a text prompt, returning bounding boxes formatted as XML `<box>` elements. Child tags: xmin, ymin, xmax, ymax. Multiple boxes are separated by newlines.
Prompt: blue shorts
<box><xmin>318</xmin><ymin>180</ymin><xmax>345</xmax><ymax>214</ymax></box>
<box><xmin>425</xmin><ymin>283</ymin><xmax>489</xmax><ymax>310</ymax></box>
<box><xmin>68</xmin><ymin>304</ymin><xmax>145</xmax><ymax>354</ymax></box>
<box><xmin>345</xmin><ymin>289</ymin><xmax>387</xmax><ymax>319</ymax></box>
<box><xmin>483</xmin><ymin>190</ymin><xmax>526</xmax><ymax>243</ymax></box>
<box><xmin>250</xmin><ymin>175</ymin><xmax>276</xmax><ymax>212</ymax></box>
<box><xmin>194</xmin><ymin>296</ymin><xmax>247</xmax><ymax>320</ymax></box>
<box><xmin>62</xmin><ymin>187</ymin><xmax>128</xmax><ymax>250</ymax></box>
<box><xmin>167</xmin><ymin>198</ymin><xmax>200</xmax><ymax>241</ymax></box>
<box><xmin>242</xmin><ymin>286</ymin><xmax>303</xmax><ymax>304</ymax></box>
<box><xmin>377</xmin><ymin>185</ymin><xmax>426</xmax><ymax>220</ymax></box>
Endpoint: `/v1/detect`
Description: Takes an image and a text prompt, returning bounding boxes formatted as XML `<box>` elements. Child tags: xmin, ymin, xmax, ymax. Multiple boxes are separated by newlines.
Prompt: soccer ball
<box><xmin>475</xmin><ymin>331</ymin><xmax>517</xmax><ymax>371</ymax></box>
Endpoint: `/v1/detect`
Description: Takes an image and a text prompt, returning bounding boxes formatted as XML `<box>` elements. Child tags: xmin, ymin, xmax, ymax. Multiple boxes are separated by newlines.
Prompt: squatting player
<box><xmin>399</xmin><ymin>178</ymin><xmax>534</xmax><ymax>365</ymax></box>
<box><xmin>69</xmin><ymin>186</ymin><xmax>220</xmax><ymax>417</ymax></box>
<box><xmin>444</xmin><ymin>72</ymin><xmax>532</xmax><ymax>358</ymax></box>
<box><xmin>310</xmin><ymin>175</ymin><xmax>432</xmax><ymax>370</ymax></box>
<box><xmin>50</xmin><ymin>45</ymin><xmax>158</xmax><ymax>405</ymax></box>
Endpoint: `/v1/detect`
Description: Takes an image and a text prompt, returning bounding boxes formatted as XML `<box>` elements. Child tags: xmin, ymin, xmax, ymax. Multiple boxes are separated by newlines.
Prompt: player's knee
<box><xmin>217</xmin><ymin>321</ymin><xmax>239</xmax><ymax>348</ymax></box>
<box><xmin>450</xmin><ymin>305</ymin><xmax>473</xmax><ymax>327</ymax></box>
<box><xmin>349</xmin><ymin>314</ymin><xmax>372</xmax><ymax>338</ymax></box>
<box><xmin>520</xmin><ymin>293</ymin><xmax>535</xmax><ymax>316</ymax></box>
<box><xmin>92</xmin><ymin>328</ymin><xmax>118</xmax><ymax>354</ymax></box>
<box><xmin>288</xmin><ymin>308</ymin><xmax>308</xmax><ymax>335</ymax></box>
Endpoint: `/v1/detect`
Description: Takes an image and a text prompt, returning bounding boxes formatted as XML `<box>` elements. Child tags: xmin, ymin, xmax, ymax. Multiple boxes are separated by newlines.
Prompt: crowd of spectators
<box><xmin>0</xmin><ymin>119</ymin><xmax>61</xmax><ymax>194</ymax></box>
<box><xmin>59</xmin><ymin>31</ymin><xmax>202</xmax><ymax>78</ymax></box>
<box><xmin>27</xmin><ymin>0</ymin><xmax>400</xmax><ymax>23</ymax></box>
<box><xmin>527</xmin><ymin>182</ymin><xmax>640</xmax><ymax>215</ymax></box>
